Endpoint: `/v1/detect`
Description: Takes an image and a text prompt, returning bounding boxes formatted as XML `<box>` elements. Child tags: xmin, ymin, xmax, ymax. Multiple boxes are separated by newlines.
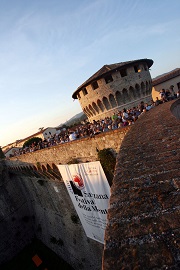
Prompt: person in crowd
<box><xmin>11</xmin><ymin>96</ymin><xmax>176</xmax><ymax>157</ymax></box>
<box><xmin>155</xmin><ymin>97</ymin><xmax>162</xmax><ymax>106</ymax></box>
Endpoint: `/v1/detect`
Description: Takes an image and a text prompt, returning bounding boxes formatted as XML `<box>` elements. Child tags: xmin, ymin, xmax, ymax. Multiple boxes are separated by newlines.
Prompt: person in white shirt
<box><xmin>69</xmin><ymin>131</ymin><xmax>77</xmax><ymax>141</ymax></box>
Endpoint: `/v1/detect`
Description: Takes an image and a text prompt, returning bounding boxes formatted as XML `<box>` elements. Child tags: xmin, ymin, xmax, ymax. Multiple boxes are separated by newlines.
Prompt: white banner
<box><xmin>57</xmin><ymin>161</ymin><xmax>110</xmax><ymax>244</ymax></box>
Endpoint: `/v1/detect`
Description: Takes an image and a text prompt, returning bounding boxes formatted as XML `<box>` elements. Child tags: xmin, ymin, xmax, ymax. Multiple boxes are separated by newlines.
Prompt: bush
<box><xmin>98</xmin><ymin>148</ymin><xmax>116</xmax><ymax>186</ymax></box>
<box><xmin>67</xmin><ymin>158</ymin><xmax>80</xmax><ymax>164</ymax></box>
<box><xmin>23</xmin><ymin>137</ymin><xmax>42</xmax><ymax>148</ymax></box>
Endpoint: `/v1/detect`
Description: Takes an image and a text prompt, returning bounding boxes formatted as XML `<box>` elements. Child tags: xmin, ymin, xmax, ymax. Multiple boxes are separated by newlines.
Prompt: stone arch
<box><xmin>29</xmin><ymin>165</ymin><xmax>38</xmax><ymax>177</ymax></box>
<box><xmin>122</xmin><ymin>88</ymin><xmax>129</xmax><ymax>103</ymax></box>
<box><xmin>83</xmin><ymin>108</ymin><xmax>90</xmax><ymax>117</ymax></box>
<box><xmin>85</xmin><ymin>106</ymin><xmax>92</xmax><ymax>117</ymax></box>
<box><xmin>83</xmin><ymin>108</ymin><xmax>87</xmax><ymax>116</ymax></box>
<box><xmin>52</xmin><ymin>163</ymin><xmax>62</xmax><ymax>180</ymax></box>
<box><xmin>46</xmin><ymin>164</ymin><xmax>56</xmax><ymax>180</ymax></box>
<box><xmin>97</xmin><ymin>99</ymin><xmax>104</xmax><ymax>112</ymax></box>
<box><xmin>25</xmin><ymin>166</ymin><xmax>33</xmax><ymax>176</ymax></box>
<box><xmin>42</xmin><ymin>165</ymin><xmax>47</xmax><ymax>172</ymax></box>
<box><xmin>42</xmin><ymin>165</ymin><xmax>51</xmax><ymax>178</ymax></box>
<box><xmin>102</xmin><ymin>97</ymin><xmax>111</xmax><ymax>110</ymax></box>
<box><xmin>115</xmin><ymin>91</ymin><xmax>123</xmax><ymax>106</ymax></box>
<box><xmin>33</xmin><ymin>165</ymin><xmax>38</xmax><ymax>171</ymax></box>
<box><xmin>109</xmin><ymin>94</ymin><xmax>117</xmax><ymax>108</ymax></box>
<box><xmin>89</xmin><ymin>104</ymin><xmax>96</xmax><ymax>115</ymax></box>
<box><xmin>92</xmin><ymin>102</ymin><xmax>99</xmax><ymax>113</ymax></box>
<box><xmin>129</xmin><ymin>86</ymin><xmax>135</xmax><ymax>101</ymax></box>
<box><xmin>135</xmin><ymin>84</ymin><xmax>141</xmax><ymax>98</ymax></box>
<box><xmin>141</xmin><ymin>82</ymin><xmax>146</xmax><ymax>96</ymax></box>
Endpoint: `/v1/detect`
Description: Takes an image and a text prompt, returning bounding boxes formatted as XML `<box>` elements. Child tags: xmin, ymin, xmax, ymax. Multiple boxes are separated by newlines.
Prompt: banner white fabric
<box><xmin>57</xmin><ymin>161</ymin><xmax>110</xmax><ymax>244</ymax></box>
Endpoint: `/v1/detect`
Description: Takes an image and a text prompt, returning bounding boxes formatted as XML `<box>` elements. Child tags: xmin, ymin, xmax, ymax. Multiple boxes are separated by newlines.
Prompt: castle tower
<box><xmin>72</xmin><ymin>59</ymin><xmax>153</xmax><ymax>121</ymax></box>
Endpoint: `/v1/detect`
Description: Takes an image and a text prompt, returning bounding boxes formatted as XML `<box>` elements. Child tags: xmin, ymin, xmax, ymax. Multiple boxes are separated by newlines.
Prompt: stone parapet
<box><xmin>103</xmin><ymin>100</ymin><xmax>180</xmax><ymax>269</ymax></box>
<box><xmin>10</xmin><ymin>127</ymin><xmax>131</xmax><ymax>166</ymax></box>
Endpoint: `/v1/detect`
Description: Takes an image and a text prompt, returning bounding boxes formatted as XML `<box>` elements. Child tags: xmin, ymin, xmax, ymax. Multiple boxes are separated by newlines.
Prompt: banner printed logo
<box><xmin>72</xmin><ymin>174</ymin><xmax>85</xmax><ymax>190</ymax></box>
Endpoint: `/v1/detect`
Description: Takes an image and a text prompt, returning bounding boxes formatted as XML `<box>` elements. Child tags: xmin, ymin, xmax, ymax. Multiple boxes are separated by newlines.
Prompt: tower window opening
<box><xmin>92</xmin><ymin>81</ymin><xmax>99</xmax><ymax>90</ymax></box>
<box><xmin>104</xmin><ymin>75</ymin><xmax>113</xmax><ymax>84</ymax></box>
<box><xmin>82</xmin><ymin>87</ymin><xmax>88</xmax><ymax>96</ymax></box>
<box><xmin>134</xmin><ymin>65</ymin><xmax>141</xmax><ymax>73</ymax></box>
<box><xmin>120</xmin><ymin>69</ymin><xmax>127</xmax><ymax>77</ymax></box>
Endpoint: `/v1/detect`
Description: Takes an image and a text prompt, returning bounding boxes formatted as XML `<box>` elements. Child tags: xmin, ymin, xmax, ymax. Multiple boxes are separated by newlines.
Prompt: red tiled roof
<box><xmin>72</xmin><ymin>58</ymin><xmax>153</xmax><ymax>99</ymax></box>
<box><xmin>152</xmin><ymin>68</ymin><xmax>180</xmax><ymax>86</ymax></box>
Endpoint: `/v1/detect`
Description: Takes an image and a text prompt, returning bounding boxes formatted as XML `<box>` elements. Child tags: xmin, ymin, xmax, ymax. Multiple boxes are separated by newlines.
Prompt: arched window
<box><xmin>83</xmin><ymin>108</ymin><xmax>89</xmax><ymax>117</ymax></box>
<box><xmin>97</xmin><ymin>99</ymin><xmax>104</xmax><ymax>112</ymax></box>
<box><xmin>115</xmin><ymin>91</ymin><xmax>123</xmax><ymax>105</ymax></box>
<box><xmin>129</xmin><ymin>86</ymin><xmax>135</xmax><ymax>101</ymax></box>
<box><xmin>86</xmin><ymin>106</ymin><xmax>93</xmax><ymax>117</ymax></box>
<box><xmin>141</xmin><ymin>82</ymin><xmax>145</xmax><ymax>96</ymax></box>
<box><xmin>135</xmin><ymin>84</ymin><xmax>141</xmax><ymax>98</ymax></box>
<box><xmin>122</xmin><ymin>88</ymin><xmax>129</xmax><ymax>103</ymax></box>
<box><xmin>91</xmin><ymin>81</ymin><xmax>99</xmax><ymax>90</ymax></box>
<box><xmin>52</xmin><ymin>163</ymin><xmax>62</xmax><ymax>180</ymax></box>
<box><xmin>89</xmin><ymin>104</ymin><xmax>96</xmax><ymax>115</ymax></box>
<box><xmin>104</xmin><ymin>74</ymin><xmax>113</xmax><ymax>84</ymax></box>
<box><xmin>46</xmin><ymin>164</ymin><xmax>55</xmax><ymax>180</ymax></box>
<box><xmin>109</xmin><ymin>94</ymin><xmax>117</xmax><ymax>108</ymax></box>
<box><xmin>92</xmin><ymin>102</ymin><xmax>99</xmax><ymax>113</ymax></box>
<box><xmin>102</xmin><ymin>97</ymin><xmax>111</xmax><ymax>110</ymax></box>
<box><xmin>42</xmin><ymin>165</ymin><xmax>47</xmax><ymax>172</ymax></box>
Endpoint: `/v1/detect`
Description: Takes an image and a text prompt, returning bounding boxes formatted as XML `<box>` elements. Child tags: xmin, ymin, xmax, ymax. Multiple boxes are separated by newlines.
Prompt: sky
<box><xmin>1</xmin><ymin>0</ymin><xmax>180</xmax><ymax>147</ymax></box>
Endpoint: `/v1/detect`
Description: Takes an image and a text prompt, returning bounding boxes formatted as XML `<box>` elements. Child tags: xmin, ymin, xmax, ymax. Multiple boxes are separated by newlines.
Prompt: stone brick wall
<box><xmin>0</xmin><ymin>162</ymin><xmax>103</xmax><ymax>270</ymax></box>
<box><xmin>10</xmin><ymin>127</ymin><xmax>130</xmax><ymax>166</ymax></box>
<box><xmin>103</xmin><ymin>100</ymin><xmax>180</xmax><ymax>269</ymax></box>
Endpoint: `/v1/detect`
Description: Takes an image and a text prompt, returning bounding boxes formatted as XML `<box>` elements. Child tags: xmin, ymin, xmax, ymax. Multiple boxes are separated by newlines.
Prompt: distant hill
<box><xmin>58</xmin><ymin>112</ymin><xmax>87</xmax><ymax>127</ymax></box>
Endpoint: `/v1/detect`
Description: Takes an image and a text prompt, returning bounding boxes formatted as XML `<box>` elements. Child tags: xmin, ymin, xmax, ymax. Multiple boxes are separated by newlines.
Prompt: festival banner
<box><xmin>57</xmin><ymin>161</ymin><xmax>110</xmax><ymax>244</ymax></box>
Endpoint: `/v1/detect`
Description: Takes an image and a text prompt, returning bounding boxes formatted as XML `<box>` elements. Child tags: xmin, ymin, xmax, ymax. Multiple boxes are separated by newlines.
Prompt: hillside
<box><xmin>58</xmin><ymin>112</ymin><xmax>87</xmax><ymax>127</ymax></box>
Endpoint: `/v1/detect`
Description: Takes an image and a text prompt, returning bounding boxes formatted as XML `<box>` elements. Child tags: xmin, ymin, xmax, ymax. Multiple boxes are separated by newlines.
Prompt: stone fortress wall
<box><xmin>0</xmin><ymin>127</ymin><xmax>130</xmax><ymax>270</ymax></box>
<box><xmin>72</xmin><ymin>59</ymin><xmax>153</xmax><ymax>122</ymax></box>
<box><xmin>1</xmin><ymin>100</ymin><xmax>179</xmax><ymax>270</ymax></box>
<box><xmin>0</xmin><ymin>161</ymin><xmax>103</xmax><ymax>270</ymax></box>
<box><xmin>103</xmin><ymin>99</ymin><xmax>180</xmax><ymax>269</ymax></box>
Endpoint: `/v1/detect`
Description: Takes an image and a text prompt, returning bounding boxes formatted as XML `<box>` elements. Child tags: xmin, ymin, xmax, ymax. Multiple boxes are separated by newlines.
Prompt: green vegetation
<box><xmin>36</xmin><ymin>162</ymin><xmax>41</xmax><ymax>169</ymax></box>
<box><xmin>98</xmin><ymin>148</ymin><xmax>116</xmax><ymax>186</ymax></box>
<box><xmin>63</xmin><ymin>113</ymin><xmax>88</xmax><ymax>129</ymax></box>
<box><xmin>67</xmin><ymin>158</ymin><xmax>80</xmax><ymax>164</ymax></box>
<box><xmin>23</xmin><ymin>137</ymin><xmax>42</xmax><ymax>148</ymax></box>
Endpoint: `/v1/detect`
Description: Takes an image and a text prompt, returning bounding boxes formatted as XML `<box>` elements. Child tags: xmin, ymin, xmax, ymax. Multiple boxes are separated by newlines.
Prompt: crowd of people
<box><xmin>12</xmin><ymin>91</ymin><xmax>179</xmax><ymax>157</ymax></box>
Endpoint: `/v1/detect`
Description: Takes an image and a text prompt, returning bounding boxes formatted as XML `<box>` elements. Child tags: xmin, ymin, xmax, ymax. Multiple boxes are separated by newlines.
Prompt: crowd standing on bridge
<box><xmin>12</xmin><ymin>91</ymin><xmax>179</xmax><ymax>157</ymax></box>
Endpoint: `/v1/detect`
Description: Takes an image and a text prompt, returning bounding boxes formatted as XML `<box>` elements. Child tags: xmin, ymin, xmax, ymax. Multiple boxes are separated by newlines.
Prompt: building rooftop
<box><xmin>72</xmin><ymin>58</ymin><xmax>153</xmax><ymax>99</ymax></box>
<box><xmin>152</xmin><ymin>68</ymin><xmax>180</xmax><ymax>86</ymax></box>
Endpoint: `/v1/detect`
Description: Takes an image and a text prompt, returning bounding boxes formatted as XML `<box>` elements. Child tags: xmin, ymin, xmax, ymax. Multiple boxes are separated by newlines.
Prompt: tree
<box><xmin>23</xmin><ymin>137</ymin><xmax>42</xmax><ymax>148</ymax></box>
<box><xmin>98</xmin><ymin>148</ymin><xmax>116</xmax><ymax>187</ymax></box>
<box><xmin>0</xmin><ymin>147</ymin><xmax>5</xmax><ymax>159</ymax></box>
